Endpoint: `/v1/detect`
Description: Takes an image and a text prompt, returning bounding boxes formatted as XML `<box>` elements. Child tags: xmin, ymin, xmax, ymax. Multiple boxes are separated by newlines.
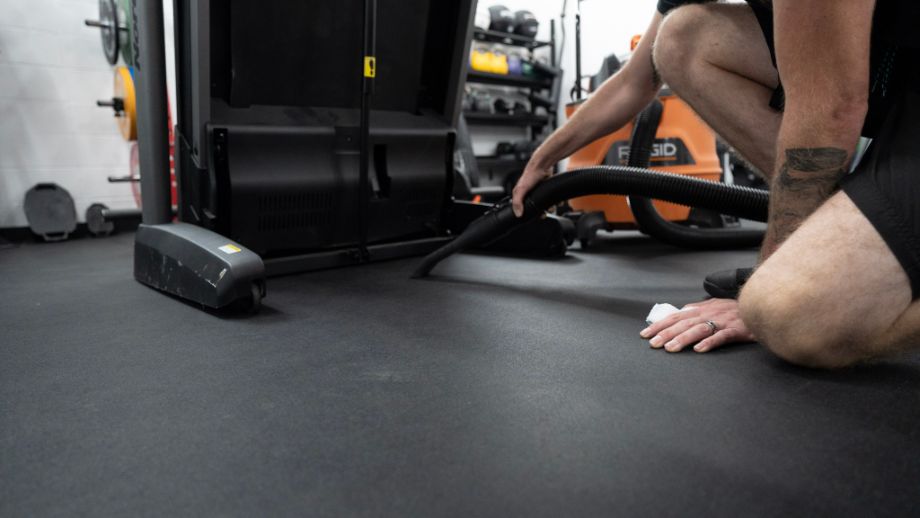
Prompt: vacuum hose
<box><xmin>411</xmin><ymin>166</ymin><xmax>769</xmax><ymax>278</ymax></box>
<box><xmin>626</xmin><ymin>100</ymin><xmax>766</xmax><ymax>249</ymax></box>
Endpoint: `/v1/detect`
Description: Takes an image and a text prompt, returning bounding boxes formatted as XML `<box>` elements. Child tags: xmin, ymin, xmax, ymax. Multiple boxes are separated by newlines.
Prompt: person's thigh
<box><xmin>654</xmin><ymin>3</ymin><xmax>781</xmax><ymax>174</ymax></box>
<box><xmin>661</xmin><ymin>3</ymin><xmax>779</xmax><ymax>88</ymax></box>
<box><xmin>741</xmin><ymin>191</ymin><xmax>914</xmax><ymax>365</ymax></box>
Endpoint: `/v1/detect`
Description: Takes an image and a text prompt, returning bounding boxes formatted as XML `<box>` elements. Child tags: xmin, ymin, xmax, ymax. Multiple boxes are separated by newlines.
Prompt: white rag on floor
<box><xmin>645</xmin><ymin>303</ymin><xmax>688</xmax><ymax>325</ymax></box>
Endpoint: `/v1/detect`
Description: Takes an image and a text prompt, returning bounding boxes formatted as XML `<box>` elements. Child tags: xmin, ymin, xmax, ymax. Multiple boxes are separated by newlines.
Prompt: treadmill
<box><xmin>132</xmin><ymin>0</ymin><xmax>475</xmax><ymax>311</ymax></box>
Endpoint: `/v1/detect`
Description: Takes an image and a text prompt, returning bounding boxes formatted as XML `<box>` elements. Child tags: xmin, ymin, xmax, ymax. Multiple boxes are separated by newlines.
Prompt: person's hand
<box><xmin>639</xmin><ymin>298</ymin><xmax>755</xmax><ymax>353</ymax></box>
<box><xmin>512</xmin><ymin>162</ymin><xmax>554</xmax><ymax>218</ymax></box>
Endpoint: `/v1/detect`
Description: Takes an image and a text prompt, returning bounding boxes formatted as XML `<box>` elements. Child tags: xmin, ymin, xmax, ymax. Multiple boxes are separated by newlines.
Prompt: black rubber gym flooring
<box><xmin>3</xmin><ymin>231</ymin><xmax>920</xmax><ymax>516</ymax></box>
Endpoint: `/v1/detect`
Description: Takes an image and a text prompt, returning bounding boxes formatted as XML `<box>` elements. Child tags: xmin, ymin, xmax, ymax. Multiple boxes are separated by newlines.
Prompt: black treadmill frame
<box><xmin>170</xmin><ymin>0</ymin><xmax>475</xmax><ymax>276</ymax></box>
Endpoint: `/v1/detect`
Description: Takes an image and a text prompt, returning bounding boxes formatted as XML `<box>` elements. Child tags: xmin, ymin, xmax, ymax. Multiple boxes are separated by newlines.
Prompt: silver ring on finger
<box><xmin>704</xmin><ymin>320</ymin><xmax>718</xmax><ymax>336</ymax></box>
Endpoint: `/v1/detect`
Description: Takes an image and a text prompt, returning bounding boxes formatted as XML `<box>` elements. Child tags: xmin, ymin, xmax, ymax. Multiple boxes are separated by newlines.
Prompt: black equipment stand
<box><xmin>134</xmin><ymin>0</ymin><xmax>169</xmax><ymax>224</ymax></box>
<box><xmin>357</xmin><ymin>0</ymin><xmax>377</xmax><ymax>262</ymax></box>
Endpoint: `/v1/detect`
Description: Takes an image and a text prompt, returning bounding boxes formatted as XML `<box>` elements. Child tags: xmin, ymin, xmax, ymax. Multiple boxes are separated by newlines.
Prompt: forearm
<box><xmin>760</xmin><ymin>0</ymin><xmax>875</xmax><ymax>260</ymax></box>
<box><xmin>530</xmin><ymin>13</ymin><xmax>664</xmax><ymax>170</ymax></box>
<box><xmin>531</xmin><ymin>74</ymin><xmax>659</xmax><ymax>169</ymax></box>
<box><xmin>761</xmin><ymin>102</ymin><xmax>866</xmax><ymax>259</ymax></box>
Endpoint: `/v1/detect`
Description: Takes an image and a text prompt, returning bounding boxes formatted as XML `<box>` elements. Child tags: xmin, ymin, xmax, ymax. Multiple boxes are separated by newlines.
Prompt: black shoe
<box><xmin>703</xmin><ymin>267</ymin><xmax>754</xmax><ymax>299</ymax></box>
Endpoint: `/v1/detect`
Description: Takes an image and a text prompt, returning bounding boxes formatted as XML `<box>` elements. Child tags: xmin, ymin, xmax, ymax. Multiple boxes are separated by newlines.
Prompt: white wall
<box><xmin>556</xmin><ymin>0</ymin><xmax>658</xmax><ymax>103</ymax></box>
<box><xmin>468</xmin><ymin>0</ymin><xmax>658</xmax><ymax>156</ymax></box>
<box><xmin>0</xmin><ymin>0</ymin><xmax>175</xmax><ymax>228</ymax></box>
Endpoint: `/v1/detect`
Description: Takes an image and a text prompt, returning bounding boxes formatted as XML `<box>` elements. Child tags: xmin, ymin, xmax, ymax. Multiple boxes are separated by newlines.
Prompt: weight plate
<box><xmin>86</xmin><ymin>203</ymin><xmax>115</xmax><ymax>236</ymax></box>
<box><xmin>23</xmin><ymin>183</ymin><xmax>78</xmax><ymax>241</ymax></box>
<box><xmin>129</xmin><ymin>142</ymin><xmax>142</xmax><ymax>207</ymax></box>
<box><xmin>167</xmin><ymin>101</ymin><xmax>177</xmax><ymax>208</ymax></box>
<box><xmin>99</xmin><ymin>0</ymin><xmax>119</xmax><ymax>65</ymax></box>
<box><xmin>113</xmin><ymin>66</ymin><xmax>137</xmax><ymax>141</ymax></box>
<box><xmin>118</xmin><ymin>0</ymin><xmax>135</xmax><ymax>66</ymax></box>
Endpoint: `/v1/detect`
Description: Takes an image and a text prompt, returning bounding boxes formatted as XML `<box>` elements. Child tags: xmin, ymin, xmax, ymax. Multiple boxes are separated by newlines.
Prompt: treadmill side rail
<box><xmin>134</xmin><ymin>223</ymin><xmax>265</xmax><ymax>309</ymax></box>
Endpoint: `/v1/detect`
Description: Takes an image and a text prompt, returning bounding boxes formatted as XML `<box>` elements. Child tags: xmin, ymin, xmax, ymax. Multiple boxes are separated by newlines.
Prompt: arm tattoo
<box><xmin>777</xmin><ymin>148</ymin><xmax>848</xmax><ymax>196</ymax></box>
<box><xmin>765</xmin><ymin>147</ymin><xmax>849</xmax><ymax>250</ymax></box>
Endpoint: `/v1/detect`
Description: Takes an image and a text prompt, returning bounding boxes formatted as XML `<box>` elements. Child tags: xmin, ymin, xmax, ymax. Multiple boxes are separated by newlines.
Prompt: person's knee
<box><xmin>739</xmin><ymin>273</ymin><xmax>858</xmax><ymax>369</ymax></box>
<box><xmin>652</xmin><ymin>4</ymin><xmax>710</xmax><ymax>87</ymax></box>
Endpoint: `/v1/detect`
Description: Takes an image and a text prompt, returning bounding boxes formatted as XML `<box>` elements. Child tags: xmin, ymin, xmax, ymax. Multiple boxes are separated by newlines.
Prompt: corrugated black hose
<box><xmin>411</xmin><ymin>164</ymin><xmax>770</xmax><ymax>278</ymax></box>
<box><xmin>626</xmin><ymin>100</ymin><xmax>767</xmax><ymax>249</ymax></box>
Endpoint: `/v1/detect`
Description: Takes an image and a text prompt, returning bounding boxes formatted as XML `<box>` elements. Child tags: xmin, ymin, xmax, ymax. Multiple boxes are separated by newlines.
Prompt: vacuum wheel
<box><xmin>247</xmin><ymin>282</ymin><xmax>265</xmax><ymax>314</ymax></box>
<box><xmin>247</xmin><ymin>283</ymin><xmax>263</xmax><ymax>314</ymax></box>
<box><xmin>575</xmin><ymin>211</ymin><xmax>608</xmax><ymax>250</ymax></box>
<box><xmin>232</xmin><ymin>282</ymin><xmax>264</xmax><ymax>314</ymax></box>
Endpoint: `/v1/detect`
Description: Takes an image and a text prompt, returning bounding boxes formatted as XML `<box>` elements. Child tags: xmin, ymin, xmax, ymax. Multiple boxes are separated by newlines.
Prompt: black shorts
<box><xmin>749</xmin><ymin>3</ymin><xmax>920</xmax><ymax>298</ymax></box>
<box><xmin>840</xmin><ymin>87</ymin><xmax>920</xmax><ymax>298</ymax></box>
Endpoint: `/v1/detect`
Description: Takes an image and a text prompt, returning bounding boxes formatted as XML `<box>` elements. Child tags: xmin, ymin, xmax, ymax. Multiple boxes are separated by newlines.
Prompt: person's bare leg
<box><xmin>740</xmin><ymin>191</ymin><xmax>919</xmax><ymax>368</ymax></box>
<box><xmin>653</xmin><ymin>3</ymin><xmax>781</xmax><ymax>176</ymax></box>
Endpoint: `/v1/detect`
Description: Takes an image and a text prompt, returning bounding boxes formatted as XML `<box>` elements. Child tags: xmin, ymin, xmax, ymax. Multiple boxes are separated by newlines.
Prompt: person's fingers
<box><xmin>640</xmin><ymin>296</ymin><xmax>753</xmax><ymax>354</ymax></box>
<box><xmin>693</xmin><ymin>329</ymin><xmax>741</xmax><ymax>353</ymax></box>
<box><xmin>648</xmin><ymin>317</ymin><xmax>704</xmax><ymax>349</ymax></box>
<box><xmin>511</xmin><ymin>173</ymin><xmax>544</xmax><ymax>217</ymax></box>
<box><xmin>511</xmin><ymin>185</ymin><xmax>525</xmax><ymax>218</ymax></box>
<box><xmin>639</xmin><ymin>307</ymin><xmax>700</xmax><ymax>339</ymax></box>
<box><xmin>662</xmin><ymin>322</ymin><xmax>718</xmax><ymax>353</ymax></box>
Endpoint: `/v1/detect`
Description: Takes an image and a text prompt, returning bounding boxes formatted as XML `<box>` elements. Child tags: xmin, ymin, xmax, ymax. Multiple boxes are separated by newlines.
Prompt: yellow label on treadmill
<box><xmin>364</xmin><ymin>56</ymin><xmax>376</xmax><ymax>78</ymax></box>
<box><xmin>218</xmin><ymin>244</ymin><xmax>241</xmax><ymax>254</ymax></box>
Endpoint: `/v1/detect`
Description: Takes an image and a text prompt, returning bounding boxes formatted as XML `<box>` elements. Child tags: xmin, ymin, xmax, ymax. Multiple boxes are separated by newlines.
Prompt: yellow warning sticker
<box><xmin>364</xmin><ymin>56</ymin><xmax>376</xmax><ymax>78</ymax></box>
<box><xmin>218</xmin><ymin>244</ymin><xmax>241</xmax><ymax>254</ymax></box>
